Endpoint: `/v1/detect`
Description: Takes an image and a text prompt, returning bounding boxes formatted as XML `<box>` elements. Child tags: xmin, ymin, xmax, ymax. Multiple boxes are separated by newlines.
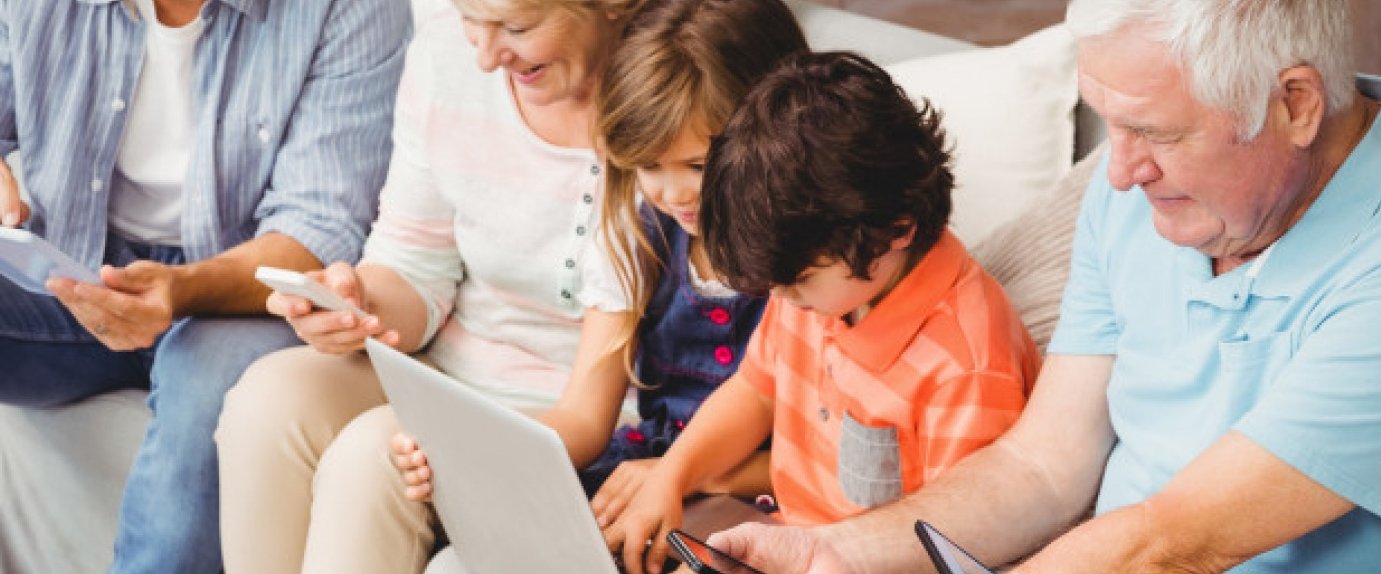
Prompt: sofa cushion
<box><xmin>0</xmin><ymin>390</ymin><xmax>149</xmax><ymax>574</ymax></box>
<box><xmin>971</xmin><ymin>142</ymin><xmax>1106</xmax><ymax>352</ymax></box>
<box><xmin>885</xmin><ymin>25</ymin><xmax>1080</xmax><ymax>247</ymax></box>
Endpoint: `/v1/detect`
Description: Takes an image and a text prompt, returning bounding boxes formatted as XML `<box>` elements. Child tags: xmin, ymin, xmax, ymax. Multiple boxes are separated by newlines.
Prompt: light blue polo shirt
<box><xmin>1049</xmin><ymin>77</ymin><xmax>1381</xmax><ymax>573</ymax></box>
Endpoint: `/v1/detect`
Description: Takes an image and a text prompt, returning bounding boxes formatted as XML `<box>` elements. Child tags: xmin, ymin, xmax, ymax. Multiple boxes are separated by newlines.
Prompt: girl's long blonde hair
<box><xmin>594</xmin><ymin>0</ymin><xmax>807</xmax><ymax>386</ymax></box>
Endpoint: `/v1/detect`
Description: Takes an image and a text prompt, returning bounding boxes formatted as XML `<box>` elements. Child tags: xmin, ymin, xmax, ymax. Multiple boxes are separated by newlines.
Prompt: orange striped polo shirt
<box><xmin>736</xmin><ymin>230</ymin><xmax>1040</xmax><ymax>525</ymax></box>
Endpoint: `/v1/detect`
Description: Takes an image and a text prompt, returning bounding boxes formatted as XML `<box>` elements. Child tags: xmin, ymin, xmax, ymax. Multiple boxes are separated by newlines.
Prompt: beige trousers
<box><xmin>215</xmin><ymin>346</ymin><xmax>436</xmax><ymax>574</ymax></box>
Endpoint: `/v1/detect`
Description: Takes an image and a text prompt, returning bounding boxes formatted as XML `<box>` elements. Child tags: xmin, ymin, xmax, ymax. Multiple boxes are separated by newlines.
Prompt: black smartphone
<box><xmin>915</xmin><ymin>520</ymin><xmax>997</xmax><ymax>574</ymax></box>
<box><xmin>667</xmin><ymin>529</ymin><xmax>765</xmax><ymax>574</ymax></box>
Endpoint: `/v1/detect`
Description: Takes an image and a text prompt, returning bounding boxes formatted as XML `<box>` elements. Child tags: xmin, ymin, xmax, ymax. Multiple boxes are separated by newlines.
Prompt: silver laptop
<box><xmin>366</xmin><ymin>338</ymin><xmax>619</xmax><ymax>574</ymax></box>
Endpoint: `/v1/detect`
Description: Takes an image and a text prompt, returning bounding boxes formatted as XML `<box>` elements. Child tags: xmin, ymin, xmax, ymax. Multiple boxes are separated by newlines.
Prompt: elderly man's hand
<box><xmin>707</xmin><ymin>523</ymin><xmax>854</xmax><ymax>574</ymax></box>
<box><xmin>48</xmin><ymin>261</ymin><xmax>181</xmax><ymax>350</ymax></box>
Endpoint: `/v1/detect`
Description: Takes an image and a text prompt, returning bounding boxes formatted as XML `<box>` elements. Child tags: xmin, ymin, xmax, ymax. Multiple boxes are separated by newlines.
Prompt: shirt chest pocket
<box><xmin>215</xmin><ymin>112</ymin><xmax>277</xmax><ymax>178</ymax></box>
<box><xmin>1217</xmin><ymin>332</ymin><xmax>1293</xmax><ymax>402</ymax></box>
<box><xmin>1219</xmin><ymin>332</ymin><xmax>1291</xmax><ymax>371</ymax></box>
<box><xmin>837</xmin><ymin>411</ymin><xmax>903</xmax><ymax>509</ymax></box>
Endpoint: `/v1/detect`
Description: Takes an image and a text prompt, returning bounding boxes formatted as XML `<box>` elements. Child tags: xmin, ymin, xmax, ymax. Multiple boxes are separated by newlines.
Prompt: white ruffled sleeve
<box><xmin>577</xmin><ymin>226</ymin><xmax>635</xmax><ymax>313</ymax></box>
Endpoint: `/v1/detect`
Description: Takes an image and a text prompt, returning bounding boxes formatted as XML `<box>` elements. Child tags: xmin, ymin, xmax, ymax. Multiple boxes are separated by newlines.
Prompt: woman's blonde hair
<box><xmin>595</xmin><ymin>0</ymin><xmax>807</xmax><ymax>386</ymax></box>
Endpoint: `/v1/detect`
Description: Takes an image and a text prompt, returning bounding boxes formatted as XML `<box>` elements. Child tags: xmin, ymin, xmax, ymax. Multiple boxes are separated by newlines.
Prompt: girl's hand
<box><xmin>390</xmin><ymin>432</ymin><xmax>433</xmax><ymax>502</ymax></box>
<box><xmin>603</xmin><ymin>472</ymin><xmax>684</xmax><ymax>574</ymax></box>
<box><xmin>591</xmin><ymin>458</ymin><xmax>660</xmax><ymax>528</ymax></box>
<box><xmin>266</xmin><ymin>261</ymin><xmax>399</xmax><ymax>353</ymax></box>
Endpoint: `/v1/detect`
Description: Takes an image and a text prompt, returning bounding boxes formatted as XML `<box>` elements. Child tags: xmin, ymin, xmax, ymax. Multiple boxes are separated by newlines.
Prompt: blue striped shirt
<box><xmin>0</xmin><ymin>0</ymin><xmax>412</xmax><ymax>268</ymax></box>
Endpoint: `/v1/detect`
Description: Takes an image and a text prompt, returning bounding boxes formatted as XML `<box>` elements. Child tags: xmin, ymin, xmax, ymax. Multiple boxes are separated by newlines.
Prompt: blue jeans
<box><xmin>0</xmin><ymin>236</ymin><xmax>301</xmax><ymax>573</ymax></box>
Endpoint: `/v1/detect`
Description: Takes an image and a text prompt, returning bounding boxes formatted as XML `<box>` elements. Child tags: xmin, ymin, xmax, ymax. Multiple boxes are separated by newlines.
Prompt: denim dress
<box><xmin>579</xmin><ymin>211</ymin><xmax>767</xmax><ymax>494</ymax></box>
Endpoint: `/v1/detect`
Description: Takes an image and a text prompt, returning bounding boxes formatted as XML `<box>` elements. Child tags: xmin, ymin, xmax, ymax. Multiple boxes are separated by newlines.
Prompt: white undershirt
<box><xmin>108</xmin><ymin>0</ymin><xmax>205</xmax><ymax>246</ymax></box>
<box><xmin>687</xmin><ymin>256</ymin><xmax>736</xmax><ymax>298</ymax></box>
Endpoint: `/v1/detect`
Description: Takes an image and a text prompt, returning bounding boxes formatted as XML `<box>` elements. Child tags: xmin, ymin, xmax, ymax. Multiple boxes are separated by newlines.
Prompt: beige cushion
<box><xmin>886</xmin><ymin>25</ymin><xmax>1080</xmax><ymax>246</ymax></box>
<box><xmin>971</xmin><ymin>142</ymin><xmax>1106</xmax><ymax>352</ymax></box>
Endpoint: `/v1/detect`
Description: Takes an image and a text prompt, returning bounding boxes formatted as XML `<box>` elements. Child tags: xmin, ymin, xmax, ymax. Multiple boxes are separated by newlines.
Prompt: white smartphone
<box><xmin>0</xmin><ymin>227</ymin><xmax>101</xmax><ymax>295</ymax></box>
<box><xmin>254</xmin><ymin>266</ymin><xmax>366</xmax><ymax>319</ymax></box>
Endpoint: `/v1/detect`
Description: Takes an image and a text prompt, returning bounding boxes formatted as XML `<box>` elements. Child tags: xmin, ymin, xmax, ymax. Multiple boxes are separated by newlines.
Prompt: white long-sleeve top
<box><xmin>362</xmin><ymin>13</ymin><xmax>614</xmax><ymax>409</ymax></box>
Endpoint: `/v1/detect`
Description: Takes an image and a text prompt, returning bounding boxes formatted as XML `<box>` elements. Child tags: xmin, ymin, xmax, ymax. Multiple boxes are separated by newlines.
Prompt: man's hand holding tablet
<box><xmin>0</xmin><ymin>227</ymin><xmax>101</xmax><ymax>295</ymax></box>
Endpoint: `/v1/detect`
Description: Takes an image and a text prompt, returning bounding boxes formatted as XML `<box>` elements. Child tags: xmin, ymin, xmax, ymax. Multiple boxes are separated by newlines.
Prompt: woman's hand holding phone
<box><xmin>261</xmin><ymin>262</ymin><xmax>398</xmax><ymax>353</ymax></box>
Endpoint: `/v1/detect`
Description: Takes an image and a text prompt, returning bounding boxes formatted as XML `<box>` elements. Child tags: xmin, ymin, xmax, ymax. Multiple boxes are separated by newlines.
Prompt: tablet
<box><xmin>0</xmin><ymin>227</ymin><xmax>101</xmax><ymax>295</ymax></box>
<box><xmin>915</xmin><ymin>520</ymin><xmax>996</xmax><ymax>574</ymax></box>
<box><xmin>365</xmin><ymin>338</ymin><xmax>623</xmax><ymax>573</ymax></box>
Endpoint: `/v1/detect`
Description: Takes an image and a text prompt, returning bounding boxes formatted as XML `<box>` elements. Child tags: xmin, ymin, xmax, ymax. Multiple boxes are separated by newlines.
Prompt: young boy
<box><xmin>604</xmin><ymin>52</ymin><xmax>1041</xmax><ymax>574</ymax></box>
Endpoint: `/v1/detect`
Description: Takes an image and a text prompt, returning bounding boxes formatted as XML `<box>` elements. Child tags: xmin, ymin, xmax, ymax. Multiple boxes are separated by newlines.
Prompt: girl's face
<box><xmin>461</xmin><ymin>6</ymin><xmax>617</xmax><ymax>108</ymax></box>
<box><xmin>637</xmin><ymin>126</ymin><xmax>710</xmax><ymax>235</ymax></box>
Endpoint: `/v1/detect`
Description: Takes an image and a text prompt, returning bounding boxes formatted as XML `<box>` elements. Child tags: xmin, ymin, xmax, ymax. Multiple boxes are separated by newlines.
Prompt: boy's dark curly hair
<box><xmin>701</xmin><ymin>51</ymin><xmax>954</xmax><ymax>293</ymax></box>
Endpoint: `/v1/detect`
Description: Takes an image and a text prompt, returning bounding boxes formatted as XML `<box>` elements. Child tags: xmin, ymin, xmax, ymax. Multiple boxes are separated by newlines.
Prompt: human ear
<box><xmin>890</xmin><ymin>220</ymin><xmax>917</xmax><ymax>252</ymax></box>
<box><xmin>1277</xmin><ymin>66</ymin><xmax>1326</xmax><ymax>148</ymax></box>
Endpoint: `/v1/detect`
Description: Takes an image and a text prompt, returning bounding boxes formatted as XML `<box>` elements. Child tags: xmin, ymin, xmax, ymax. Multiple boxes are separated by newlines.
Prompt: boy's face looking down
<box><xmin>772</xmin><ymin>228</ymin><xmax>915</xmax><ymax>320</ymax></box>
<box><xmin>700</xmin><ymin>52</ymin><xmax>955</xmax><ymax>307</ymax></box>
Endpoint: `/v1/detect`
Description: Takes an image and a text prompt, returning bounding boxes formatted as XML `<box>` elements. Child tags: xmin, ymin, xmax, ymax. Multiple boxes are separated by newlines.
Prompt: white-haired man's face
<box><xmin>1077</xmin><ymin>26</ymin><xmax>1317</xmax><ymax>261</ymax></box>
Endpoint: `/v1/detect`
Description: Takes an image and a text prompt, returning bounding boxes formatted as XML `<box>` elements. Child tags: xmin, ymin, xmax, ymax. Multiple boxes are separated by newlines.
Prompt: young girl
<box><xmin>390</xmin><ymin>0</ymin><xmax>810</xmax><ymax>567</ymax></box>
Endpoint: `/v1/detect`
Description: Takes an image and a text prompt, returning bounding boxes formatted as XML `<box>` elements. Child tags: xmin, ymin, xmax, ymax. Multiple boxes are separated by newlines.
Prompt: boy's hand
<box><xmin>603</xmin><ymin>473</ymin><xmax>684</xmax><ymax>574</ymax></box>
<box><xmin>266</xmin><ymin>261</ymin><xmax>399</xmax><ymax>353</ymax></box>
<box><xmin>591</xmin><ymin>458</ymin><xmax>660</xmax><ymax>528</ymax></box>
<box><xmin>390</xmin><ymin>432</ymin><xmax>433</xmax><ymax>502</ymax></box>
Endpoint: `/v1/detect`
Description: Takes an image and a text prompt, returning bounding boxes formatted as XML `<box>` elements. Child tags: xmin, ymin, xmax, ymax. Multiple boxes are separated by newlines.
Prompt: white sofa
<box><xmin>0</xmin><ymin>2</ymin><xmax>1099</xmax><ymax>572</ymax></box>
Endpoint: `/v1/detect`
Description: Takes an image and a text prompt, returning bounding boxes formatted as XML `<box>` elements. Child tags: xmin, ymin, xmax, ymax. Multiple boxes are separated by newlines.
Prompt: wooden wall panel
<box><xmin>1353</xmin><ymin>0</ymin><xmax>1380</xmax><ymax>75</ymax></box>
<box><xmin>817</xmin><ymin>0</ymin><xmax>1381</xmax><ymax>74</ymax></box>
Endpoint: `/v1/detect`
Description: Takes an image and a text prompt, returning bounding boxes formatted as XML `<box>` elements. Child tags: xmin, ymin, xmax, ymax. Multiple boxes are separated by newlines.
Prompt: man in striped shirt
<box><xmin>0</xmin><ymin>0</ymin><xmax>409</xmax><ymax>572</ymax></box>
<box><xmin>603</xmin><ymin>52</ymin><xmax>1040</xmax><ymax>574</ymax></box>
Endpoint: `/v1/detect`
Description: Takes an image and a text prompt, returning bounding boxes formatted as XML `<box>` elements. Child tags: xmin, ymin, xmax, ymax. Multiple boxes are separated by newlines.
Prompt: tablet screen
<box><xmin>0</xmin><ymin>227</ymin><xmax>100</xmax><ymax>295</ymax></box>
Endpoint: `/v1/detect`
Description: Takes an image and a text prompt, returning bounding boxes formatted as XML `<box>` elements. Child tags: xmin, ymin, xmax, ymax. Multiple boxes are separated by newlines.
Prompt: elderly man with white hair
<box><xmin>709</xmin><ymin>0</ymin><xmax>1381</xmax><ymax>572</ymax></box>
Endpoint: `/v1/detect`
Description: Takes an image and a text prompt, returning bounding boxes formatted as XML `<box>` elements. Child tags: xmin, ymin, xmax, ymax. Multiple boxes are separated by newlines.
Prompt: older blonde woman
<box><xmin>214</xmin><ymin>0</ymin><xmax>643</xmax><ymax>572</ymax></box>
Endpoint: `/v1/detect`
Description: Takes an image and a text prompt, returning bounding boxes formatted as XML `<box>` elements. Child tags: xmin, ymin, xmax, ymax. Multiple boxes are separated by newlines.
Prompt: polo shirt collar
<box><xmin>835</xmin><ymin>230</ymin><xmax>969</xmax><ymax>372</ymax></box>
<box><xmin>1250</xmin><ymin>77</ymin><xmax>1381</xmax><ymax>299</ymax></box>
